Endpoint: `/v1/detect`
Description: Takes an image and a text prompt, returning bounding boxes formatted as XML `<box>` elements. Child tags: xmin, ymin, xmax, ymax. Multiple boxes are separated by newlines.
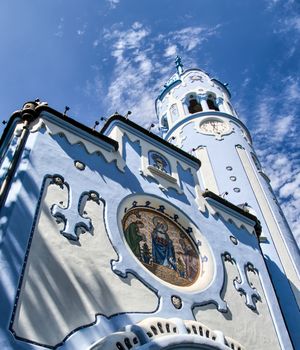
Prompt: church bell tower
<box><xmin>156</xmin><ymin>57</ymin><xmax>300</xmax><ymax>349</ymax></box>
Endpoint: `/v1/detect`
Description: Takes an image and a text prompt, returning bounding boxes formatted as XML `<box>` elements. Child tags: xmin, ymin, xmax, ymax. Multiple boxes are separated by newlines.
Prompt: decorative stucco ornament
<box><xmin>50</xmin><ymin>176</ymin><xmax>93</xmax><ymax>240</ymax></box>
<box><xmin>171</xmin><ymin>295</ymin><xmax>182</xmax><ymax>309</ymax></box>
<box><xmin>74</xmin><ymin>160</ymin><xmax>85</xmax><ymax>171</ymax></box>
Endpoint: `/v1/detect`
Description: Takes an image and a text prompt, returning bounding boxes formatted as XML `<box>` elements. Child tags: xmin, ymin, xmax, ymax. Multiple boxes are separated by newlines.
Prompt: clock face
<box><xmin>199</xmin><ymin>119</ymin><xmax>231</xmax><ymax>135</ymax></box>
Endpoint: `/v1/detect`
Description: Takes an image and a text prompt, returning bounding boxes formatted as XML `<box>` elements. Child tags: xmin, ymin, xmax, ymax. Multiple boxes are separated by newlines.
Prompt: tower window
<box><xmin>188</xmin><ymin>99</ymin><xmax>203</xmax><ymax>114</ymax></box>
<box><xmin>207</xmin><ymin>96</ymin><xmax>219</xmax><ymax>111</ymax></box>
<box><xmin>161</xmin><ymin>114</ymin><xmax>169</xmax><ymax>129</ymax></box>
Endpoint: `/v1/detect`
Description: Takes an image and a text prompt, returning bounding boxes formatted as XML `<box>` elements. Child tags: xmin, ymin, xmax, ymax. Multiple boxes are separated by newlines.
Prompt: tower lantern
<box><xmin>156</xmin><ymin>60</ymin><xmax>235</xmax><ymax>140</ymax></box>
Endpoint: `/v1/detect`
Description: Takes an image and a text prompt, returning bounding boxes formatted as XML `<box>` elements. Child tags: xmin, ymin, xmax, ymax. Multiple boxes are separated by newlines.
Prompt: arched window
<box><xmin>207</xmin><ymin>95</ymin><xmax>219</xmax><ymax>111</ymax></box>
<box><xmin>188</xmin><ymin>94</ymin><xmax>202</xmax><ymax>114</ymax></box>
<box><xmin>161</xmin><ymin>114</ymin><xmax>169</xmax><ymax>129</ymax></box>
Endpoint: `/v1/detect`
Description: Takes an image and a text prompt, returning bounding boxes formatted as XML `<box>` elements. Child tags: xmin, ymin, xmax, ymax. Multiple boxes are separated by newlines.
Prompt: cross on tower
<box><xmin>175</xmin><ymin>55</ymin><xmax>184</xmax><ymax>75</ymax></box>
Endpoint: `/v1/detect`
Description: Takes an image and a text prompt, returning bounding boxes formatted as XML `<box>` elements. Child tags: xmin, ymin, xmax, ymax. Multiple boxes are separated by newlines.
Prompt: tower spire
<box><xmin>175</xmin><ymin>55</ymin><xmax>183</xmax><ymax>75</ymax></box>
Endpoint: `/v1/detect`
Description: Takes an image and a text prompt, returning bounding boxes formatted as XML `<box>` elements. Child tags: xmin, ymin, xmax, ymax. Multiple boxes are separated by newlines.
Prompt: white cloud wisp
<box><xmin>100</xmin><ymin>22</ymin><xmax>220</xmax><ymax>128</ymax></box>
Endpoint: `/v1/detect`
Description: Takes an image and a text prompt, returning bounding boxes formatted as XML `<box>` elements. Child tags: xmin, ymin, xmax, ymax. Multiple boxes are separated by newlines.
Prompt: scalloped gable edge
<box><xmin>203</xmin><ymin>190</ymin><xmax>262</xmax><ymax>237</ymax></box>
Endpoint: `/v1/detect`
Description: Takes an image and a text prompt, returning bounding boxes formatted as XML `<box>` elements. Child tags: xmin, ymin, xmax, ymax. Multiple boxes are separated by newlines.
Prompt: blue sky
<box><xmin>0</xmin><ymin>0</ymin><xmax>299</xmax><ymax>244</ymax></box>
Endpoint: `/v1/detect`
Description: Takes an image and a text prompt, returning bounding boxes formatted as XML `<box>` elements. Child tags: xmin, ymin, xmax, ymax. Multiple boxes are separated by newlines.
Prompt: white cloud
<box><xmin>279</xmin><ymin>172</ymin><xmax>300</xmax><ymax>198</ymax></box>
<box><xmin>252</xmin><ymin>76</ymin><xmax>300</xmax><ymax>142</ymax></box>
<box><xmin>132</xmin><ymin>22</ymin><xmax>143</xmax><ymax>30</ymax></box>
<box><xmin>265</xmin><ymin>0</ymin><xmax>281</xmax><ymax>9</ymax></box>
<box><xmin>77</xmin><ymin>24</ymin><xmax>87</xmax><ymax>36</ymax></box>
<box><xmin>241</xmin><ymin>77</ymin><xmax>250</xmax><ymax>88</ymax></box>
<box><xmin>99</xmin><ymin>22</ymin><xmax>220</xmax><ymax>127</ymax></box>
<box><xmin>106</xmin><ymin>59</ymin><xmax>157</xmax><ymax>124</ymax></box>
<box><xmin>107</xmin><ymin>0</ymin><xmax>120</xmax><ymax>9</ymax></box>
<box><xmin>266</xmin><ymin>0</ymin><xmax>296</xmax><ymax>11</ymax></box>
<box><xmin>273</xmin><ymin>115</ymin><xmax>294</xmax><ymax>140</ymax></box>
<box><xmin>284</xmin><ymin>77</ymin><xmax>300</xmax><ymax>102</ymax></box>
<box><xmin>55</xmin><ymin>17</ymin><xmax>64</xmax><ymax>38</ymax></box>
<box><xmin>282</xmin><ymin>15</ymin><xmax>300</xmax><ymax>33</ymax></box>
<box><xmin>84</xmin><ymin>76</ymin><xmax>103</xmax><ymax>99</ymax></box>
<box><xmin>164</xmin><ymin>45</ymin><xmax>177</xmax><ymax>57</ymax></box>
<box><xmin>247</xmin><ymin>71</ymin><xmax>300</xmax><ymax>246</ymax></box>
<box><xmin>101</xmin><ymin>23</ymin><xmax>157</xmax><ymax>124</ymax></box>
<box><xmin>104</xmin><ymin>24</ymin><xmax>150</xmax><ymax>64</ymax></box>
<box><xmin>253</xmin><ymin>96</ymin><xmax>274</xmax><ymax>134</ymax></box>
<box><xmin>170</xmin><ymin>25</ymin><xmax>220</xmax><ymax>51</ymax></box>
<box><xmin>263</xmin><ymin>154</ymin><xmax>296</xmax><ymax>192</ymax></box>
<box><xmin>267</xmin><ymin>1</ymin><xmax>299</xmax><ymax>57</ymax></box>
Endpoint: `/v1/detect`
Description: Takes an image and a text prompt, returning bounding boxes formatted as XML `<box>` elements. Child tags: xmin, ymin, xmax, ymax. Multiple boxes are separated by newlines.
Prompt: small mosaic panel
<box><xmin>122</xmin><ymin>209</ymin><xmax>200</xmax><ymax>287</ymax></box>
<box><xmin>148</xmin><ymin>151</ymin><xmax>171</xmax><ymax>175</ymax></box>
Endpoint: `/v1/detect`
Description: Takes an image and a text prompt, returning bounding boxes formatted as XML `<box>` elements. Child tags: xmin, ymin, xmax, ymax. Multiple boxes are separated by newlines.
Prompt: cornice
<box><xmin>164</xmin><ymin>111</ymin><xmax>253</xmax><ymax>144</ymax></box>
<box><xmin>0</xmin><ymin>102</ymin><xmax>119</xmax><ymax>152</ymax></box>
<box><xmin>101</xmin><ymin>113</ymin><xmax>201</xmax><ymax>169</ymax></box>
<box><xmin>203</xmin><ymin>190</ymin><xmax>262</xmax><ymax>237</ymax></box>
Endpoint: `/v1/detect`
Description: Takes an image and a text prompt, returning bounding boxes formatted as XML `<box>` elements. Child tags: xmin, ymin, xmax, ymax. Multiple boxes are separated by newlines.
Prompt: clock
<box><xmin>199</xmin><ymin>118</ymin><xmax>231</xmax><ymax>135</ymax></box>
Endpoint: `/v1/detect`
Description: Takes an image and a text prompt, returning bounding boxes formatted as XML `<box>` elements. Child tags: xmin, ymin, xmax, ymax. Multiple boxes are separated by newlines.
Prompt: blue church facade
<box><xmin>0</xmin><ymin>60</ymin><xmax>299</xmax><ymax>349</ymax></box>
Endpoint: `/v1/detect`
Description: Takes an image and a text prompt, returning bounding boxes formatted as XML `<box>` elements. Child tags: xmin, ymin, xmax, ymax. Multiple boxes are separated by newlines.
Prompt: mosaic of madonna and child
<box><xmin>122</xmin><ymin>209</ymin><xmax>200</xmax><ymax>287</ymax></box>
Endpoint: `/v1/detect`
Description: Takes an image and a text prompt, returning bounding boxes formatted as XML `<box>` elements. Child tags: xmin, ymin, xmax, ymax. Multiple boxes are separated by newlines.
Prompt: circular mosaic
<box><xmin>122</xmin><ymin>208</ymin><xmax>200</xmax><ymax>287</ymax></box>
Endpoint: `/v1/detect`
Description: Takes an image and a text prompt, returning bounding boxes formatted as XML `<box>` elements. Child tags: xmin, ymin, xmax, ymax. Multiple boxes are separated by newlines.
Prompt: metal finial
<box><xmin>169</xmin><ymin>136</ymin><xmax>176</xmax><ymax>144</ymax></box>
<box><xmin>93</xmin><ymin>120</ymin><xmax>100</xmax><ymax>130</ymax></box>
<box><xmin>220</xmin><ymin>191</ymin><xmax>229</xmax><ymax>198</ymax></box>
<box><xmin>125</xmin><ymin>111</ymin><xmax>132</xmax><ymax>119</ymax></box>
<box><xmin>175</xmin><ymin>55</ymin><xmax>183</xmax><ymax>75</ymax></box>
<box><xmin>148</xmin><ymin>123</ymin><xmax>155</xmax><ymax>132</ymax></box>
<box><xmin>63</xmin><ymin>106</ymin><xmax>70</xmax><ymax>116</ymax></box>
